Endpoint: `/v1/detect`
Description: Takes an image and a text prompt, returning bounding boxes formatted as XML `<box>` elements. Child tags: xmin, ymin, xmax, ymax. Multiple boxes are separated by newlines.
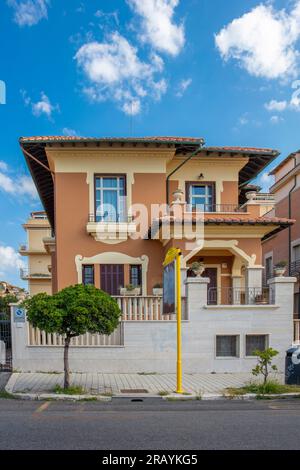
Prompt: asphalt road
<box><xmin>0</xmin><ymin>397</ymin><xmax>300</xmax><ymax>450</ymax></box>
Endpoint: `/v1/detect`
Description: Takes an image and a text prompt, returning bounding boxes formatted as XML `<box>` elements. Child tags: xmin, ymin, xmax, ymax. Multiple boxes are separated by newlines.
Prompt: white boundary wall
<box><xmin>11</xmin><ymin>277</ymin><xmax>295</xmax><ymax>374</ymax></box>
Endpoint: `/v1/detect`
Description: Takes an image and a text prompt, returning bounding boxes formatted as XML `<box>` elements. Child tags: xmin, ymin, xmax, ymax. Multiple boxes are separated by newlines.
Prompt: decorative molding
<box><xmin>75</xmin><ymin>252</ymin><xmax>149</xmax><ymax>295</ymax></box>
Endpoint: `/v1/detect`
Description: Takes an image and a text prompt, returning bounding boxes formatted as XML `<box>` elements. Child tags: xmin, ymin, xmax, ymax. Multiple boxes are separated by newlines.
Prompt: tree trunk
<box><xmin>64</xmin><ymin>336</ymin><xmax>71</xmax><ymax>389</ymax></box>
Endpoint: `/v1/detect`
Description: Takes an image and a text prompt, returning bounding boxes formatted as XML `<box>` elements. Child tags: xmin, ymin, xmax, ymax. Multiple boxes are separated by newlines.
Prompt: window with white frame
<box><xmin>216</xmin><ymin>335</ymin><xmax>239</xmax><ymax>357</ymax></box>
<box><xmin>186</xmin><ymin>182</ymin><xmax>215</xmax><ymax>212</ymax></box>
<box><xmin>94</xmin><ymin>175</ymin><xmax>126</xmax><ymax>222</ymax></box>
<box><xmin>245</xmin><ymin>335</ymin><xmax>268</xmax><ymax>356</ymax></box>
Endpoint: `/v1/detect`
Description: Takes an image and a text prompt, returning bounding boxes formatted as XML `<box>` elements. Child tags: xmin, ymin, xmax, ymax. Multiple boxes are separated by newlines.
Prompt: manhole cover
<box><xmin>120</xmin><ymin>389</ymin><xmax>148</xmax><ymax>394</ymax></box>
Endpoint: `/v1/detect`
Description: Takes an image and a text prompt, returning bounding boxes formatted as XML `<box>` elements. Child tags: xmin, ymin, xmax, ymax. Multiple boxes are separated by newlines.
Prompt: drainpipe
<box><xmin>166</xmin><ymin>143</ymin><xmax>204</xmax><ymax>206</ymax></box>
<box><xmin>288</xmin><ymin>156</ymin><xmax>297</xmax><ymax>276</ymax></box>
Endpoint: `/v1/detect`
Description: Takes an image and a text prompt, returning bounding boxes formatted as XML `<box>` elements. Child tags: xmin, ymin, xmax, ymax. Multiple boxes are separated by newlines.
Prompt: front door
<box><xmin>204</xmin><ymin>268</ymin><xmax>218</xmax><ymax>305</ymax></box>
<box><xmin>100</xmin><ymin>264</ymin><xmax>124</xmax><ymax>296</ymax></box>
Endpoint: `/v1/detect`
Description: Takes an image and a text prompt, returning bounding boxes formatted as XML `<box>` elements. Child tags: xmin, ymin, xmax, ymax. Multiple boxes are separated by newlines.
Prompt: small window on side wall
<box><xmin>245</xmin><ymin>335</ymin><xmax>268</xmax><ymax>356</ymax></box>
<box><xmin>216</xmin><ymin>335</ymin><xmax>239</xmax><ymax>358</ymax></box>
<box><xmin>130</xmin><ymin>265</ymin><xmax>142</xmax><ymax>287</ymax></box>
<box><xmin>82</xmin><ymin>265</ymin><xmax>94</xmax><ymax>286</ymax></box>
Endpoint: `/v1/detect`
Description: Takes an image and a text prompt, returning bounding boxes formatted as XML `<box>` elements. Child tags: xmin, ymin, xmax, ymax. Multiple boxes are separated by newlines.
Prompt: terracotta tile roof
<box><xmin>19</xmin><ymin>136</ymin><xmax>204</xmax><ymax>144</ymax></box>
<box><xmin>203</xmin><ymin>146</ymin><xmax>278</xmax><ymax>155</ymax></box>
<box><xmin>158</xmin><ymin>215</ymin><xmax>294</xmax><ymax>226</ymax></box>
<box><xmin>269</xmin><ymin>151</ymin><xmax>299</xmax><ymax>175</ymax></box>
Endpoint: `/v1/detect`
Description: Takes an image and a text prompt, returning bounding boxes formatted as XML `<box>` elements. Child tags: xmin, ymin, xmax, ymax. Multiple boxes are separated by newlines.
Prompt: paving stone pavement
<box><xmin>6</xmin><ymin>372</ymin><xmax>283</xmax><ymax>395</ymax></box>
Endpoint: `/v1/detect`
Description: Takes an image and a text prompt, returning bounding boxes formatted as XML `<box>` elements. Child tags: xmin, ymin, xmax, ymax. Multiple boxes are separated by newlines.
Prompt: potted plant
<box><xmin>153</xmin><ymin>283</ymin><xmax>163</xmax><ymax>296</ymax></box>
<box><xmin>274</xmin><ymin>260</ymin><xmax>287</xmax><ymax>277</ymax></box>
<box><xmin>120</xmin><ymin>284</ymin><xmax>141</xmax><ymax>296</ymax></box>
<box><xmin>255</xmin><ymin>293</ymin><xmax>268</xmax><ymax>305</ymax></box>
<box><xmin>191</xmin><ymin>261</ymin><xmax>205</xmax><ymax>277</ymax></box>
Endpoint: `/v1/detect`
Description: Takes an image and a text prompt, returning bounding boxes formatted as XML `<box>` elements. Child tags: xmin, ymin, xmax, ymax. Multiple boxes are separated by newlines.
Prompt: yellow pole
<box><xmin>176</xmin><ymin>249</ymin><xmax>183</xmax><ymax>394</ymax></box>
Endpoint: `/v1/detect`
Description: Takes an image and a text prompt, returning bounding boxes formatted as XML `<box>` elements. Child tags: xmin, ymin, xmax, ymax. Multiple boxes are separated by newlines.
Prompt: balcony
<box><xmin>87</xmin><ymin>213</ymin><xmax>137</xmax><ymax>241</ymax></box>
<box><xmin>186</xmin><ymin>204</ymin><xmax>245</xmax><ymax>213</ymax></box>
<box><xmin>20</xmin><ymin>269</ymin><xmax>52</xmax><ymax>280</ymax></box>
<box><xmin>19</xmin><ymin>243</ymin><xmax>48</xmax><ymax>255</ymax></box>
<box><xmin>207</xmin><ymin>287</ymin><xmax>274</xmax><ymax>306</ymax></box>
<box><xmin>290</xmin><ymin>260</ymin><xmax>300</xmax><ymax>277</ymax></box>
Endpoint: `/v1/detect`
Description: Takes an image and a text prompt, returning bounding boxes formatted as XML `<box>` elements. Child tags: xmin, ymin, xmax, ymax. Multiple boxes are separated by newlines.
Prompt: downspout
<box><xmin>166</xmin><ymin>143</ymin><xmax>204</xmax><ymax>205</ymax></box>
<box><xmin>288</xmin><ymin>156</ymin><xmax>297</xmax><ymax>276</ymax></box>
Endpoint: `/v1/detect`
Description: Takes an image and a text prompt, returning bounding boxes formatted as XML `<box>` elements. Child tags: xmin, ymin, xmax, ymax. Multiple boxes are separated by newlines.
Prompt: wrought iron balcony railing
<box><xmin>290</xmin><ymin>260</ymin><xmax>300</xmax><ymax>277</ymax></box>
<box><xmin>186</xmin><ymin>204</ymin><xmax>245</xmax><ymax>213</ymax></box>
<box><xmin>20</xmin><ymin>269</ymin><xmax>51</xmax><ymax>280</ymax></box>
<box><xmin>207</xmin><ymin>287</ymin><xmax>274</xmax><ymax>306</ymax></box>
<box><xmin>88</xmin><ymin>213</ymin><xmax>134</xmax><ymax>223</ymax></box>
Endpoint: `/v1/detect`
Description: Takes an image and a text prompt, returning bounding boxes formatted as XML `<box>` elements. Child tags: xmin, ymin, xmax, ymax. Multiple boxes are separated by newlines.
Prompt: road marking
<box><xmin>35</xmin><ymin>401</ymin><xmax>51</xmax><ymax>413</ymax></box>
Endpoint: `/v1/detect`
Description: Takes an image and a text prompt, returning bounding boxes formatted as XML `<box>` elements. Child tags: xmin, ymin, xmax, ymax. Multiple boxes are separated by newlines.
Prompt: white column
<box><xmin>245</xmin><ymin>266</ymin><xmax>264</xmax><ymax>304</ymax></box>
<box><xmin>185</xmin><ymin>277</ymin><xmax>210</xmax><ymax>319</ymax></box>
<box><xmin>231</xmin><ymin>276</ymin><xmax>242</xmax><ymax>305</ymax></box>
<box><xmin>181</xmin><ymin>267</ymin><xmax>187</xmax><ymax>297</ymax></box>
<box><xmin>268</xmin><ymin>276</ymin><xmax>297</xmax><ymax>306</ymax></box>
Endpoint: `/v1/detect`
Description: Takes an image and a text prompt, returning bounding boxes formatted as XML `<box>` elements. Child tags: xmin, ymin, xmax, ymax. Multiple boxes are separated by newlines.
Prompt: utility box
<box><xmin>285</xmin><ymin>347</ymin><xmax>300</xmax><ymax>385</ymax></box>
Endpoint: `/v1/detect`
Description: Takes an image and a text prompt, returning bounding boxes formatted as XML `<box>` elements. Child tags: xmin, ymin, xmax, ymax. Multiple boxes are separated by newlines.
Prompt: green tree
<box><xmin>252</xmin><ymin>348</ymin><xmax>279</xmax><ymax>386</ymax></box>
<box><xmin>23</xmin><ymin>284</ymin><xmax>121</xmax><ymax>389</ymax></box>
<box><xmin>0</xmin><ymin>294</ymin><xmax>18</xmax><ymax>318</ymax></box>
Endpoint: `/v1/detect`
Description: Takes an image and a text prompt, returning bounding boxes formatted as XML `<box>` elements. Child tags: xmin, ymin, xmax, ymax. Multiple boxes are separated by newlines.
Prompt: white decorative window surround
<box><xmin>75</xmin><ymin>252</ymin><xmax>149</xmax><ymax>295</ymax></box>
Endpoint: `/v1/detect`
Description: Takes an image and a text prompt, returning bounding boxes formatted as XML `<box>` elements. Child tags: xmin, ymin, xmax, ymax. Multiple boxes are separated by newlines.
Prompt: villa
<box><xmin>13</xmin><ymin>136</ymin><xmax>296</xmax><ymax>374</ymax></box>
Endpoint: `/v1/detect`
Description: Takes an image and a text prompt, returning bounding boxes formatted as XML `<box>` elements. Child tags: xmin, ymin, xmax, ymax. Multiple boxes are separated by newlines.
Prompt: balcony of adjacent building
<box><xmin>18</xmin><ymin>243</ymin><xmax>49</xmax><ymax>256</ymax></box>
<box><xmin>20</xmin><ymin>268</ymin><xmax>52</xmax><ymax>281</ymax></box>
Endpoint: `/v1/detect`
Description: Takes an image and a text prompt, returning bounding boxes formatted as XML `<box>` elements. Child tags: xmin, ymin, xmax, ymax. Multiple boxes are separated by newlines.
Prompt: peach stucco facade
<box><xmin>19</xmin><ymin>138</ymin><xmax>291</xmax><ymax>302</ymax></box>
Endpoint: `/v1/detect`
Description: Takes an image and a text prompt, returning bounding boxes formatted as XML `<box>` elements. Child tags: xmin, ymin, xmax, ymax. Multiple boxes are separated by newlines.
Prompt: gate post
<box><xmin>10</xmin><ymin>303</ymin><xmax>27</xmax><ymax>372</ymax></box>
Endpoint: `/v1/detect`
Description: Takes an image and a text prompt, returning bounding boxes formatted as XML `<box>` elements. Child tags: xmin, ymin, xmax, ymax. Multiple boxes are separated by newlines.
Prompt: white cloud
<box><xmin>21</xmin><ymin>90</ymin><xmax>59</xmax><ymax>119</ymax></box>
<box><xmin>239</xmin><ymin>114</ymin><xmax>249</xmax><ymax>125</ymax></box>
<box><xmin>62</xmin><ymin>127</ymin><xmax>78</xmax><ymax>137</ymax></box>
<box><xmin>75</xmin><ymin>32</ymin><xmax>168</xmax><ymax>115</ymax></box>
<box><xmin>0</xmin><ymin>162</ymin><xmax>38</xmax><ymax>199</ymax></box>
<box><xmin>264</xmin><ymin>99</ymin><xmax>288</xmax><ymax>111</ymax></box>
<box><xmin>256</xmin><ymin>171</ymin><xmax>274</xmax><ymax>192</ymax></box>
<box><xmin>0</xmin><ymin>161</ymin><xmax>8</xmax><ymax>172</ymax></box>
<box><xmin>7</xmin><ymin>0</ymin><xmax>49</xmax><ymax>27</ymax></box>
<box><xmin>215</xmin><ymin>2</ymin><xmax>300</xmax><ymax>80</ymax></box>
<box><xmin>0</xmin><ymin>245</ymin><xmax>25</xmax><ymax>277</ymax></box>
<box><xmin>270</xmin><ymin>115</ymin><xmax>284</xmax><ymax>124</ymax></box>
<box><xmin>127</xmin><ymin>0</ymin><xmax>185</xmax><ymax>56</ymax></box>
<box><xmin>176</xmin><ymin>78</ymin><xmax>192</xmax><ymax>97</ymax></box>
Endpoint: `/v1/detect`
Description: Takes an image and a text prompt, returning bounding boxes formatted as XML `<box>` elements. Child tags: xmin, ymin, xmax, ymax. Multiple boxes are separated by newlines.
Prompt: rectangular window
<box><xmin>130</xmin><ymin>265</ymin><xmax>142</xmax><ymax>287</ymax></box>
<box><xmin>246</xmin><ymin>335</ymin><xmax>268</xmax><ymax>356</ymax></box>
<box><xmin>186</xmin><ymin>182</ymin><xmax>215</xmax><ymax>212</ymax></box>
<box><xmin>82</xmin><ymin>265</ymin><xmax>94</xmax><ymax>286</ymax></box>
<box><xmin>265</xmin><ymin>256</ymin><xmax>273</xmax><ymax>282</ymax></box>
<box><xmin>293</xmin><ymin>244</ymin><xmax>300</xmax><ymax>262</ymax></box>
<box><xmin>216</xmin><ymin>335</ymin><xmax>239</xmax><ymax>357</ymax></box>
<box><xmin>95</xmin><ymin>175</ymin><xmax>126</xmax><ymax>222</ymax></box>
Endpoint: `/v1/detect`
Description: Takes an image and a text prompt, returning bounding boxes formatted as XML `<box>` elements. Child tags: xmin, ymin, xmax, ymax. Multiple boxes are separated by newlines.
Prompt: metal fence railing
<box><xmin>207</xmin><ymin>287</ymin><xmax>274</xmax><ymax>306</ymax></box>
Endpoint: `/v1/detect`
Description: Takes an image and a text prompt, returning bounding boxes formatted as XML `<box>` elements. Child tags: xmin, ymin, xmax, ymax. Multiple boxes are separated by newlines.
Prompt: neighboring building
<box><xmin>14</xmin><ymin>136</ymin><xmax>296</xmax><ymax>374</ymax></box>
<box><xmin>262</xmin><ymin>151</ymin><xmax>300</xmax><ymax>318</ymax></box>
<box><xmin>0</xmin><ymin>281</ymin><xmax>27</xmax><ymax>300</ymax></box>
<box><xmin>19</xmin><ymin>211</ymin><xmax>52</xmax><ymax>295</ymax></box>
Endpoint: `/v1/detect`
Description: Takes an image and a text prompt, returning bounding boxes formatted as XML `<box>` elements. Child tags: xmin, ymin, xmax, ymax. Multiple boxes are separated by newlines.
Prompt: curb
<box><xmin>4</xmin><ymin>389</ymin><xmax>300</xmax><ymax>401</ymax></box>
<box><xmin>4</xmin><ymin>390</ymin><xmax>112</xmax><ymax>401</ymax></box>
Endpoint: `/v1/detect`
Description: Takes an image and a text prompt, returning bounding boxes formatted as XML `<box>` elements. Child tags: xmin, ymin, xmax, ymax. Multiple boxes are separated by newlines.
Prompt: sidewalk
<box><xmin>5</xmin><ymin>371</ymin><xmax>276</xmax><ymax>396</ymax></box>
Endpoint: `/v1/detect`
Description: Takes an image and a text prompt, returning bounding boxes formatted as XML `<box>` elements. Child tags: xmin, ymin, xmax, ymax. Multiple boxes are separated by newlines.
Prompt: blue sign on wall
<box><xmin>163</xmin><ymin>260</ymin><xmax>176</xmax><ymax>315</ymax></box>
<box><xmin>13</xmin><ymin>306</ymin><xmax>25</xmax><ymax>323</ymax></box>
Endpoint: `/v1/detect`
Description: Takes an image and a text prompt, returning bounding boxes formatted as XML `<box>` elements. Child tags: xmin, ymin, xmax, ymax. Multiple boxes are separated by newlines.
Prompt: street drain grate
<box><xmin>120</xmin><ymin>389</ymin><xmax>148</xmax><ymax>394</ymax></box>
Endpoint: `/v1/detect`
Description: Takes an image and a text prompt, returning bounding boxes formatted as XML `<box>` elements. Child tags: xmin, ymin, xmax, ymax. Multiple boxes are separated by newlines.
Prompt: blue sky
<box><xmin>1</xmin><ymin>0</ymin><xmax>300</xmax><ymax>286</ymax></box>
